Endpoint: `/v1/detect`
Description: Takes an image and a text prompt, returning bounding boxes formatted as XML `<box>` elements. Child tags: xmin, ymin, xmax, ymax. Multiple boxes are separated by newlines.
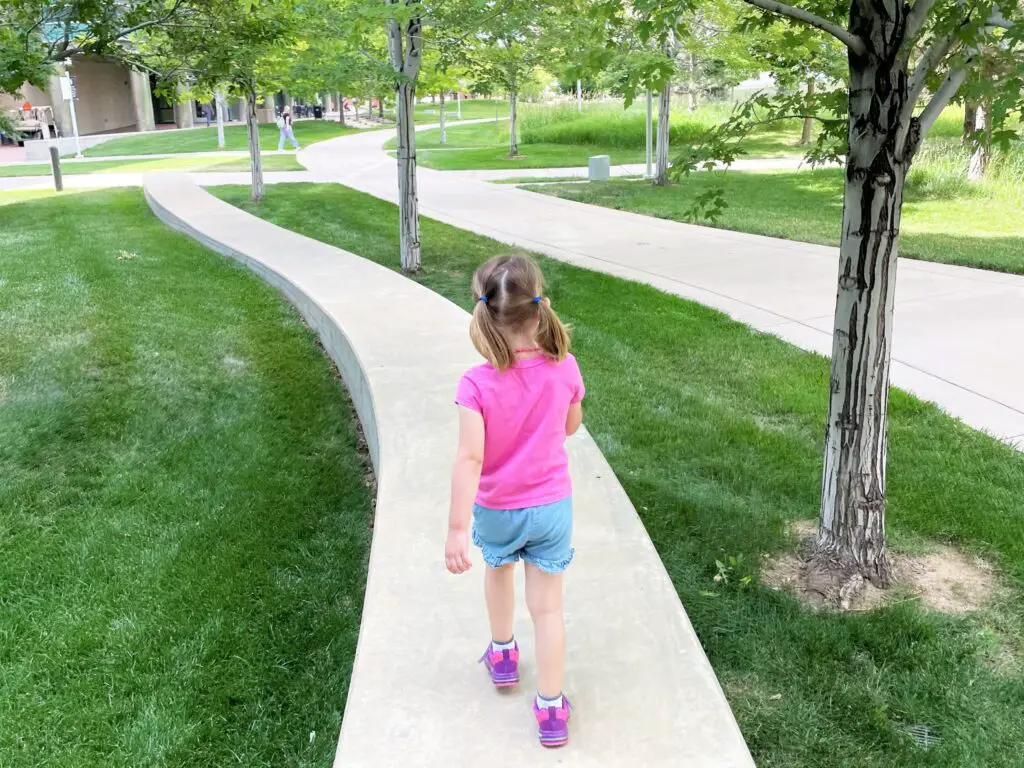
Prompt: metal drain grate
<box><xmin>905</xmin><ymin>724</ymin><xmax>940</xmax><ymax>749</ymax></box>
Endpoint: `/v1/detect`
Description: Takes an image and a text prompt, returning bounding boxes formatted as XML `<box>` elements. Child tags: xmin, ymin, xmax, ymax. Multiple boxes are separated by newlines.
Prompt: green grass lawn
<box><xmin>413</xmin><ymin>98</ymin><xmax>508</xmax><ymax>123</ymax></box>
<box><xmin>0</xmin><ymin>154</ymin><xmax>302</xmax><ymax>177</ymax></box>
<box><xmin>386</xmin><ymin>119</ymin><xmax>509</xmax><ymax>150</ymax></box>
<box><xmin>415</xmin><ymin>143</ymin><xmax>650</xmax><ymax>170</ymax></box>
<box><xmin>83</xmin><ymin>120</ymin><xmax>362</xmax><ymax>157</ymax></box>
<box><xmin>528</xmin><ymin>168</ymin><xmax>1024</xmax><ymax>274</ymax></box>
<box><xmin>0</xmin><ymin>189</ymin><xmax>371</xmax><ymax>767</ymax></box>
<box><xmin>215</xmin><ymin>182</ymin><xmax>1024</xmax><ymax>767</ymax></box>
<box><xmin>405</xmin><ymin>120</ymin><xmax>804</xmax><ymax>171</ymax></box>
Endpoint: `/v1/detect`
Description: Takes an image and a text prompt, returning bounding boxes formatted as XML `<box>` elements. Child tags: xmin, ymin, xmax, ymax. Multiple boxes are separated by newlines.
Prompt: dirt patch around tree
<box><xmin>763</xmin><ymin>520</ymin><xmax>999</xmax><ymax>613</ymax></box>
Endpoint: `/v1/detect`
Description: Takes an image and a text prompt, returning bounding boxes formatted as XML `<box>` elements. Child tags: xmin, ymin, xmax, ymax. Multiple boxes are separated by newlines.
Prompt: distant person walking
<box><xmin>202</xmin><ymin>102</ymin><xmax>213</xmax><ymax>127</ymax></box>
<box><xmin>276</xmin><ymin>110</ymin><xmax>299</xmax><ymax>151</ymax></box>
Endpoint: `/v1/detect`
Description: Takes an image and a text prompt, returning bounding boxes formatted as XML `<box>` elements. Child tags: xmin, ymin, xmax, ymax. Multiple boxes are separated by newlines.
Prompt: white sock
<box><xmin>536</xmin><ymin>693</ymin><xmax>563</xmax><ymax>709</ymax></box>
<box><xmin>491</xmin><ymin>638</ymin><xmax>515</xmax><ymax>651</ymax></box>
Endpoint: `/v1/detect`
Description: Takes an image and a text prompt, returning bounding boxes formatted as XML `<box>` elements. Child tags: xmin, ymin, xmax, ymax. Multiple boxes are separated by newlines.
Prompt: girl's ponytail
<box><xmin>468</xmin><ymin>253</ymin><xmax>569</xmax><ymax>371</ymax></box>
<box><xmin>536</xmin><ymin>300</ymin><xmax>570</xmax><ymax>362</ymax></box>
<box><xmin>470</xmin><ymin>296</ymin><xmax>515</xmax><ymax>371</ymax></box>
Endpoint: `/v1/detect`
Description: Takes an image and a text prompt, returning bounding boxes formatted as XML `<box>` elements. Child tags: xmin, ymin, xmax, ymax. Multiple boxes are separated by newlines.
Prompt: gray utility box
<box><xmin>588</xmin><ymin>154</ymin><xmax>611</xmax><ymax>181</ymax></box>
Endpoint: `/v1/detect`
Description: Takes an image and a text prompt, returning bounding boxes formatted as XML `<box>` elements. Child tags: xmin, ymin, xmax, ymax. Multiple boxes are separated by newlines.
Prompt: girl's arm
<box><xmin>445</xmin><ymin>406</ymin><xmax>485</xmax><ymax>574</ymax></box>
<box><xmin>566</xmin><ymin>402</ymin><xmax>583</xmax><ymax>436</ymax></box>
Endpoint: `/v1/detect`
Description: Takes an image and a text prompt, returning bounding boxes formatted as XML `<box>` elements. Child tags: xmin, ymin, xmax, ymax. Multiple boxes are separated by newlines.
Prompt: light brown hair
<box><xmin>470</xmin><ymin>254</ymin><xmax>570</xmax><ymax>371</ymax></box>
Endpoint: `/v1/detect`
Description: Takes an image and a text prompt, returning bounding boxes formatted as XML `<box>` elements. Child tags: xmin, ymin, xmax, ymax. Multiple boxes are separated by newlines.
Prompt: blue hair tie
<box><xmin>478</xmin><ymin>295</ymin><xmax>489</xmax><ymax>304</ymax></box>
<box><xmin>532</xmin><ymin>296</ymin><xmax>542</xmax><ymax>303</ymax></box>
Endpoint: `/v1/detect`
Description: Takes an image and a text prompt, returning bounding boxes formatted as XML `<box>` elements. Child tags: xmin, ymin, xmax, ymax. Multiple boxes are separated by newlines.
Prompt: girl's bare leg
<box><xmin>484</xmin><ymin>563</ymin><xmax>516</xmax><ymax>642</ymax></box>
<box><xmin>525</xmin><ymin>563</ymin><xmax>564</xmax><ymax>698</ymax></box>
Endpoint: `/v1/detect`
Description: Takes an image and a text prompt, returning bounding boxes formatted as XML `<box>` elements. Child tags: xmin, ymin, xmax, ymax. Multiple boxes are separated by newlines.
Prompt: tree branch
<box><xmin>740</xmin><ymin>0</ymin><xmax>868</xmax><ymax>56</ymax></box>
<box><xmin>986</xmin><ymin>11</ymin><xmax>1013</xmax><ymax>29</ymax></box>
<box><xmin>905</xmin><ymin>0</ymin><xmax>937</xmax><ymax>41</ymax></box>
<box><xmin>906</xmin><ymin>33</ymin><xmax>956</xmax><ymax>110</ymax></box>
<box><xmin>917</xmin><ymin>61</ymin><xmax>970</xmax><ymax>136</ymax></box>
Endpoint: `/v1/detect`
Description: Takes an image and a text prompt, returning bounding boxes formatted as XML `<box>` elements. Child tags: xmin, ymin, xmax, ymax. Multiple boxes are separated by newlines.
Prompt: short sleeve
<box><xmin>567</xmin><ymin>355</ymin><xmax>585</xmax><ymax>404</ymax></box>
<box><xmin>455</xmin><ymin>373</ymin><xmax>482</xmax><ymax>413</ymax></box>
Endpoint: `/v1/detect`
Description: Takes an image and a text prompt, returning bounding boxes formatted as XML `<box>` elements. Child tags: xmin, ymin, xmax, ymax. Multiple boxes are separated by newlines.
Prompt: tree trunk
<box><xmin>387</xmin><ymin>9</ymin><xmax>422</xmax><ymax>272</ymax></box>
<box><xmin>395</xmin><ymin>79</ymin><xmax>421</xmax><ymax>271</ymax></box>
<box><xmin>215</xmin><ymin>89</ymin><xmax>226</xmax><ymax>149</ymax></box>
<box><xmin>817</xmin><ymin>1</ymin><xmax>912</xmax><ymax>587</ymax></box>
<box><xmin>967</xmin><ymin>100</ymin><xmax>991</xmax><ymax>181</ymax></box>
<box><xmin>378</xmin><ymin>97</ymin><xmax>385</xmax><ymax>119</ymax></box>
<box><xmin>245</xmin><ymin>90</ymin><xmax>263</xmax><ymax>203</ymax></box>
<box><xmin>800</xmin><ymin>79</ymin><xmax>816</xmax><ymax>145</ymax></box>
<box><xmin>439</xmin><ymin>91</ymin><xmax>446</xmax><ymax>145</ymax></box>
<box><xmin>366</xmin><ymin>99</ymin><xmax>372</xmax><ymax>119</ymax></box>
<box><xmin>962</xmin><ymin>101</ymin><xmax>978</xmax><ymax>143</ymax></box>
<box><xmin>687</xmin><ymin>53</ymin><xmax>697</xmax><ymax>112</ymax></box>
<box><xmin>509</xmin><ymin>89</ymin><xmax>519</xmax><ymax>157</ymax></box>
<box><xmin>337</xmin><ymin>93</ymin><xmax>346</xmax><ymax>126</ymax></box>
<box><xmin>654</xmin><ymin>79</ymin><xmax>671</xmax><ymax>186</ymax></box>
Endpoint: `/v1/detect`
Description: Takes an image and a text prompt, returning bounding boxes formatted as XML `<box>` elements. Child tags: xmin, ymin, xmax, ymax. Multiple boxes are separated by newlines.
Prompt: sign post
<box><xmin>59</xmin><ymin>71</ymin><xmax>83</xmax><ymax>159</ymax></box>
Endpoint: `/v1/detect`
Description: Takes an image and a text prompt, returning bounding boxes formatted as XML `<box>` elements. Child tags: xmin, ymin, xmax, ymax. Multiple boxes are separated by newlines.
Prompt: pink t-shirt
<box><xmin>455</xmin><ymin>354</ymin><xmax>585</xmax><ymax>510</ymax></box>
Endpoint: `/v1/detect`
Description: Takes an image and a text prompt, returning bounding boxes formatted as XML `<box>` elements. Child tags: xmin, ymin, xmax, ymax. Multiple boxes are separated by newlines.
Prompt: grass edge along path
<box><xmin>0</xmin><ymin>188</ymin><xmax>372</xmax><ymax>768</ymax></box>
<box><xmin>214</xmin><ymin>182</ymin><xmax>1024</xmax><ymax>768</ymax></box>
<box><xmin>0</xmin><ymin>154</ymin><xmax>303</xmax><ymax>177</ymax></box>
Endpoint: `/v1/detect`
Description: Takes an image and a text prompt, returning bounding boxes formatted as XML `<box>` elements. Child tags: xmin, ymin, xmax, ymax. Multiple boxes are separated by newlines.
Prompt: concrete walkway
<box><xmin>144</xmin><ymin>173</ymin><xmax>755</xmax><ymax>767</ymax></box>
<box><xmin>301</xmin><ymin>130</ymin><xmax>1024</xmax><ymax>448</ymax></box>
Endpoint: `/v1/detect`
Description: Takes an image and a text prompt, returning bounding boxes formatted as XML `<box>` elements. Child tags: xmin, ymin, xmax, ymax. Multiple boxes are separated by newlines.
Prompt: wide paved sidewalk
<box><xmin>301</xmin><ymin>130</ymin><xmax>1024</xmax><ymax>448</ymax></box>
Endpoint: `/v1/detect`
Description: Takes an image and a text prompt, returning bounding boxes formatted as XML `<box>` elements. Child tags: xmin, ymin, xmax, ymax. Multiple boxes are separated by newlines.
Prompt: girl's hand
<box><xmin>445</xmin><ymin>529</ymin><xmax>473</xmax><ymax>574</ymax></box>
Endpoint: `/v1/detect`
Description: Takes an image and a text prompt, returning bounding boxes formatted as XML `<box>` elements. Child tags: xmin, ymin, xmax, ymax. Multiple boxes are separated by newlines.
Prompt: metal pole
<box><xmin>49</xmin><ymin>145</ymin><xmax>63</xmax><ymax>192</ymax></box>
<box><xmin>645</xmin><ymin>90</ymin><xmax>653</xmax><ymax>179</ymax></box>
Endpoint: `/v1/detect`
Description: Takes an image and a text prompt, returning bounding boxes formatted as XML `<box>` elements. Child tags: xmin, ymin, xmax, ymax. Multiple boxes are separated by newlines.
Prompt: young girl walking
<box><xmin>445</xmin><ymin>254</ymin><xmax>585</xmax><ymax>749</ymax></box>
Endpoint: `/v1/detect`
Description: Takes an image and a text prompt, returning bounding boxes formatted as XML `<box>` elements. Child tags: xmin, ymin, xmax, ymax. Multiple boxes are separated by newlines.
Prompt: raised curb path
<box><xmin>143</xmin><ymin>173</ymin><xmax>756</xmax><ymax>768</ymax></box>
<box><xmin>301</xmin><ymin>129</ymin><xmax>1024</xmax><ymax>449</ymax></box>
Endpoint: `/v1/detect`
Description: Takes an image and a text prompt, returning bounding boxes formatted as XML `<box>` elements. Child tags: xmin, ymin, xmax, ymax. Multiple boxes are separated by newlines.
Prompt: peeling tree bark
<box><xmin>387</xmin><ymin>4</ymin><xmax>422</xmax><ymax>272</ymax></box>
<box><xmin>439</xmin><ymin>91</ymin><xmax>446</xmax><ymax>145</ymax></box>
<box><xmin>245</xmin><ymin>85</ymin><xmax>263</xmax><ymax>203</ymax></box>
<box><xmin>654</xmin><ymin>79</ymin><xmax>671</xmax><ymax>186</ymax></box>
<box><xmin>816</xmin><ymin>0</ymin><xmax>916</xmax><ymax>587</ymax></box>
<box><xmin>800</xmin><ymin>79</ymin><xmax>815</xmax><ymax>145</ymax></box>
<box><xmin>509</xmin><ymin>88</ymin><xmax>519</xmax><ymax>157</ymax></box>
<box><xmin>215</xmin><ymin>88</ymin><xmax>226</xmax><ymax>149</ymax></box>
<box><xmin>968</xmin><ymin>99</ymin><xmax>992</xmax><ymax>181</ymax></box>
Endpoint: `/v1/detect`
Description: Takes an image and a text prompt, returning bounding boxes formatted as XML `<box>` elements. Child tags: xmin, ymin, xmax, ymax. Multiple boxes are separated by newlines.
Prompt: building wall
<box><xmin>70</xmin><ymin>59</ymin><xmax>135</xmax><ymax>135</ymax></box>
<box><xmin>0</xmin><ymin>83</ymin><xmax>52</xmax><ymax>110</ymax></box>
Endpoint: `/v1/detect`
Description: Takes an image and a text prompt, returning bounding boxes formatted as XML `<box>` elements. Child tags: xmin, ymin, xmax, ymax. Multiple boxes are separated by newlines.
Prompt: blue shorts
<box><xmin>472</xmin><ymin>497</ymin><xmax>574</xmax><ymax>574</ymax></box>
